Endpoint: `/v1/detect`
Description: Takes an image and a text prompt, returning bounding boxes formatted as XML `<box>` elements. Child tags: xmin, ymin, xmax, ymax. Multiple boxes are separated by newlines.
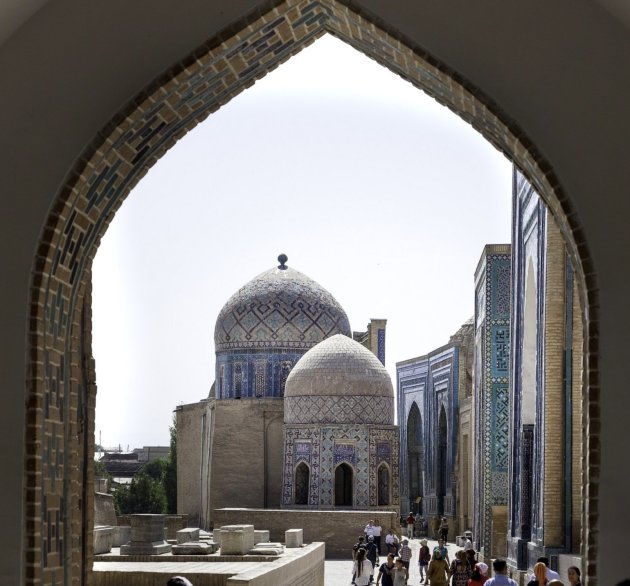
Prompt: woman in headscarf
<box><xmin>426</xmin><ymin>547</ymin><xmax>450</xmax><ymax>586</ymax></box>
<box><xmin>526</xmin><ymin>562</ymin><xmax>548</xmax><ymax>586</ymax></box>
<box><xmin>468</xmin><ymin>562</ymin><xmax>488</xmax><ymax>585</ymax></box>
<box><xmin>450</xmin><ymin>549</ymin><xmax>471</xmax><ymax>586</ymax></box>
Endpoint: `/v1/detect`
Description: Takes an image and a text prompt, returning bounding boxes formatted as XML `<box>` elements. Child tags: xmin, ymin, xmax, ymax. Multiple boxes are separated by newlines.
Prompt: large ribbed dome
<box><xmin>284</xmin><ymin>334</ymin><xmax>394</xmax><ymax>425</ymax></box>
<box><xmin>214</xmin><ymin>257</ymin><xmax>351</xmax><ymax>352</ymax></box>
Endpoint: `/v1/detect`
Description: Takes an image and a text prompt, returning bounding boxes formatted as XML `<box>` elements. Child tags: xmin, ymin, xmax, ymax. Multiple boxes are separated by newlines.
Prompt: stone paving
<box><xmin>325</xmin><ymin>537</ymin><xmax>461</xmax><ymax>586</ymax></box>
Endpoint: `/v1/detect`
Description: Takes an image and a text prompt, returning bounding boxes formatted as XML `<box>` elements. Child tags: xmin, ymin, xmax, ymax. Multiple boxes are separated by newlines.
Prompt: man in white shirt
<box><xmin>372</xmin><ymin>519</ymin><xmax>383</xmax><ymax>554</ymax></box>
<box><xmin>528</xmin><ymin>557</ymin><xmax>560</xmax><ymax>582</ymax></box>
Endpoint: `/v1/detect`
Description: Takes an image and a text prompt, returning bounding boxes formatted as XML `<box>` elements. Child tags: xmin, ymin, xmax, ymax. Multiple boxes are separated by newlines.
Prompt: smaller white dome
<box><xmin>284</xmin><ymin>334</ymin><xmax>394</xmax><ymax>425</ymax></box>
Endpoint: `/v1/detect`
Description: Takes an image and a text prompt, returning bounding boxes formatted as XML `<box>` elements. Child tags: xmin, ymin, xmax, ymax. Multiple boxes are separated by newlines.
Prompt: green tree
<box><xmin>164</xmin><ymin>417</ymin><xmax>177</xmax><ymax>514</ymax></box>
<box><xmin>113</xmin><ymin>474</ymin><xmax>167</xmax><ymax>514</ymax></box>
<box><xmin>142</xmin><ymin>458</ymin><xmax>168</xmax><ymax>481</ymax></box>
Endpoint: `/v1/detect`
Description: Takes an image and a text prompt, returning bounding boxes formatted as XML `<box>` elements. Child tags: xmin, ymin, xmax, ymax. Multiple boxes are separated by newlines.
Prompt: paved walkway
<box><xmin>325</xmin><ymin>537</ymin><xmax>461</xmax><ymax>586</ymax></box>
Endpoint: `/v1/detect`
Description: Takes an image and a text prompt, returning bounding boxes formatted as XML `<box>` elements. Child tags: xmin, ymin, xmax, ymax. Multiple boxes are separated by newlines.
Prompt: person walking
<box><xmin>469</xmin><ymin>562</ymin><xmax>489</xmax><ymax>585</ymax></box>
<box><xmin>376</xmin><ymin>553</ymin><xmax>396</xmax><ymax>586</ymax></box>
<box><xmin>439</xmin><ymin>516</ymin><xmax>449</xmax><ymax>542</ymax></box>
<box><xmin>450</xmin><ymin>549</ymin><xmax>471</xmax><ymax>586</ymax></box>
<box><xmin>366</xmin><ymin>536</ymin><xmax>379</xmax><ymax>582</ymax></box>
<box><xmin>418</xmin><ymin>538</ymin><xmax>431</xmax><ymax>584</ymax></box>
<box><xmin>526</xmin><ymin>562</ymin><xmax>548</xmax><ymax>586</ymax></box>
<box><xmin>393</xmin><ymin>558</ymin><xmax>408</xmax><ymax>586</ymax></box>
<box><xmin>354</xmin><ymin>548</ymin><xmax>374</xmax><ymax>586</ymax></box>
<box><xmin>436</xmin><ymin>538</ymin><xmax>450</xmax><ymax>565</ymax></box>
<box><xmin>406</xmin><ymin>512</ymin><xmax>416</xmax><ymax>539</ymax></box>
<box><xmin>484</xmin><ymin>560</ymin><xmax>517</xmax><ymax>586</ymax></box>
<box><xmin>399</xmin><ymin>539</ymin><xmax>412</xmax><ymax>575</ymax></box>
<box><xmin>426</xmin><ymin>547</ymin><xmax>450</xmax><ymax>586</ymax></box>
<box><xmin>373</xmin><ymin>519</ymin><xmax>383</xmax><ymax>555</ymax></box>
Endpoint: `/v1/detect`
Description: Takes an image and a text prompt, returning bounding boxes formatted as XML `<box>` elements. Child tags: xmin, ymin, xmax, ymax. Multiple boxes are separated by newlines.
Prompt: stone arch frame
<box><xmin>406</xmin><ymin>400</ymin><xmax>424</xmax><ymax>511</ymax></box>
<box><xmin>436</xmin><ymin>402</ymin><xmax>449</xmax><ymax>515</ymax></box>
<box><xmin>294</xmin><ymin>461</ymin><xmax>311</xmax><ymax>505</ymax></box>
<box><xmin>377</xmin><ymin>462</ymin><xmax>391</xmax><ymax>507</ymax></box>
<box><xmin>24</xmin><ymin>0</ymin><xmax>598</xmax><ymax>583</ymax></box>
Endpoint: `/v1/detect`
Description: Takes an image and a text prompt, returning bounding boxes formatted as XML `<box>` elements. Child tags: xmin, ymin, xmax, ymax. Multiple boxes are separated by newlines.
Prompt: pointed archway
<box><xmin>407</xmin><ymin>402</ymin><xmax>423</xmax><ymax>514</ymax></box>
<box><xmin>23</xmin><ymin>1</ymin><xmax>598</xmax><ymax>583</ymax></box>
<box><xmin>437</xmin><ymin>404</ymin><xmax>448</xmax><ymax>516</ymax></box>
<box><xmin>334</xmin><ymin>463</ymin><xmax>353</xmax><ymax>507</ymax></box>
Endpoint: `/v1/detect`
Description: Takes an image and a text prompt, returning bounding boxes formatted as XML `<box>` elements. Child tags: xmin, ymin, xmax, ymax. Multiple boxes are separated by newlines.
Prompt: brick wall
<box><xmin>214</xmin><ymin>508</ymin><xmax>400</xmax><ymax>558</ymax></box>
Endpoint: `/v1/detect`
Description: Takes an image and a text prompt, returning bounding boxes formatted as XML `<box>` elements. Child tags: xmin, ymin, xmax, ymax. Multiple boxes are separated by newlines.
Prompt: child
<box><xmin>393</xmin><ymin>558</ymin><xmax>408</xmax><ymax>586</ymax></box>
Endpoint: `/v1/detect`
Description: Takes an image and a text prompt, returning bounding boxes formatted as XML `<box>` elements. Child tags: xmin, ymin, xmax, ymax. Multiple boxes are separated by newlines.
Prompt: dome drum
<box><xmin>283</xmin><ymin>334</ymin><xmax>395</xmax><ymax>425</ymax></box>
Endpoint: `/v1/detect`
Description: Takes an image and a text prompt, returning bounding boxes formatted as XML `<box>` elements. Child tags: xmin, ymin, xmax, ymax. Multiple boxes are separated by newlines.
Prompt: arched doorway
<box><xmin>407</xmin><ymin>402</ymin><xmax>423</xmax><ymax>514</ymax></box>
<box><xmin>437</xmin><ymin>404</ymin><xmax>448</xmax><ymax>515</ymax></box>
<box><xmin>295</xmin><ymin>462</ymin><xmax>310</xmax><ymax>505</ymax></box>
<box><xmin>335</xmin><ymin>463</ymin><xmax>353</xmax><ymax>507</ymax></box>
<box><xmin>378</xmin><ymin>464</ymin><xmax>390</xmax><ymax>506</ymax></box>
<box><xmin>21</xmin><ymin>2</ymin><xmax>598</xmax><ymax>583</ymax></box>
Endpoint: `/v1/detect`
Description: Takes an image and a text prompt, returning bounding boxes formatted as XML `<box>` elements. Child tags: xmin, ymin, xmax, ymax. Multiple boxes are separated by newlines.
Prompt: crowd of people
<box><xmin>351</xmin><ymin>518</ymin><xmax>583</xmax><ymax>586</ymax></box>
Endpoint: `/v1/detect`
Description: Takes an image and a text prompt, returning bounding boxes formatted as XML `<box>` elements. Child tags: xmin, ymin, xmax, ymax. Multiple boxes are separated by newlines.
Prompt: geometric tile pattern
<box><xmin>475</xmin><ymin>249</ymin><xmax>511</xmax><ymax>556</ymax></box>
<box><xmin>377</xmin><ymin>328</ymin><xmax>386</xmax><ymax>366</ymax></box>
<box><xmin>214</xmin><ymin>265</ymin><xmax>351</xmax><ymax>351</ymax></box>
<box><xmin>24</xmin><ymin>0</ymin><xmax>592</xmax><ymax>581</ymax></box>
<box><xmin>397</xmin><ymin>338</ymin><xmax>469</xmax><ymax>519</ymax></box>
<box><xmin>216</xmin><ymin>350</ymin><xmax>304</xmax><ymax>398</ymax></box>
<box><xmin>282</xmin><ymin>424</ymin><xmax>399</xmax><ymax>510</ymax></box>
<box><xmin>284</xmin><ymin>395</ymin><xmax>394</xmax><ymax>425</ymax></box>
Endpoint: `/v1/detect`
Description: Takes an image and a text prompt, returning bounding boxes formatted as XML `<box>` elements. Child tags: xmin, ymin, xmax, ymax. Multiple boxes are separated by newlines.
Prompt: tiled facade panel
<box><xmin>282</xmin><ymin>425</ymin><xmax>399</xmax><ymax>509</ymax></box>
<box><xmin>507</xmin><ymin>170</ymin><xmax>583</xmax><ymax>576</ymax></box>
<box><xmin>472</xmin><ymin>246</ymin><xmax>511</xmax><ymax>558</ymax></box>
<box><xmin>397</xmin><ymin>333</ymin><xmax>472</xmax><ymax>532</ymax></box>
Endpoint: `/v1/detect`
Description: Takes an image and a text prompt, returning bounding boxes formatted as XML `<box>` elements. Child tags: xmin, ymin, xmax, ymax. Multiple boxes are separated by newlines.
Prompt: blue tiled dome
<box><xmin>214</xmin><ymin>261</ymin><xmax>351</xmax><ymax>352</ymax></box>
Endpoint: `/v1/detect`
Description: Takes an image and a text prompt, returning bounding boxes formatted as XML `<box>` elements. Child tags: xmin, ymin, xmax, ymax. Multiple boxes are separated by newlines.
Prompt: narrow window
<box><xmin>295</xmin><ymin>462</ymin><xmax>310</xmax><ymax>505</ymax></box>
<box><xmin>378</xmin><ymin>464</ymin><xmax>390</xmax><ymax>506</ymax></box>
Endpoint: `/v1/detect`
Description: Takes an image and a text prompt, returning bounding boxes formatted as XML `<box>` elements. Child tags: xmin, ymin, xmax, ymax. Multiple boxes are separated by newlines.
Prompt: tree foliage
<box><xmin>164</xmin><ymin>416</ymin><xmax>177</xmax><ymax>514</ymax></box>
<box><xmin>113</xmin><ymin>474</ymin><xmax>167</xmax><ymax>514</ymax></box>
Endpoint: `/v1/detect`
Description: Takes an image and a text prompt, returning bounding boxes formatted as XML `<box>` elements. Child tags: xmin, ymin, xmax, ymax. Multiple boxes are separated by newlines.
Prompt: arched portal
<box><xmin>437</xmin><ymin>404</ymin><xmax>448</xmax><ymax>515</ymax></box>
<box><xmin>335</xmin><ymin>463</ymin><xmax>353</xmax><ymax>507</ymax></box>
<box><xmin>20</xmin><ymin>2</ymin><xmax>599</xmax><ymax>583</ymax></box>
<box><xmin>378</xmin><ymin>464</ymin><xmax>390</xmax><ymax>506</ymax></box>
<box><xmin>407</xmin><ymin>402</ymin><xmax>423</xmax><ymax>513</ymax></box>
<box><xmin>294</xmin><ymin>462</ymin><xmax>310</xmax><ymax>505</ymax></box>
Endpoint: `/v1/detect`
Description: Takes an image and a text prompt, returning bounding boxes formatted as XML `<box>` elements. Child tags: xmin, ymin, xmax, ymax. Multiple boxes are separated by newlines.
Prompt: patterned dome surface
<box><xmin>284</xmin><ymin>334</ymin><xmax>394</xmax><ymax>425</ymax></box>
<box><xmin>214</xmin><ymin>262</ymin><xmax>351</xmax><ymax>352</ymax></box>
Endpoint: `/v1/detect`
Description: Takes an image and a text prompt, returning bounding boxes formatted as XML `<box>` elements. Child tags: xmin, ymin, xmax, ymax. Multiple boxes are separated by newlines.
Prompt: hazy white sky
<box><xmin>92</xmin><ymin>34</ymin><xmax>512</xmax><ymax>450</ymax></box>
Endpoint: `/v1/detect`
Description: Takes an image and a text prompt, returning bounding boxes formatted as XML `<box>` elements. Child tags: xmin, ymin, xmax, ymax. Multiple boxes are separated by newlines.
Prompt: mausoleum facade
<box><xmin>177</xmin><ymin>256</ymin><xmax>390</xmax><ymax>526</ymax></box>
<box><xmin>282</xmin><ymin>334</ymin><xmax>399</xmax><ymax>509</ymax></box>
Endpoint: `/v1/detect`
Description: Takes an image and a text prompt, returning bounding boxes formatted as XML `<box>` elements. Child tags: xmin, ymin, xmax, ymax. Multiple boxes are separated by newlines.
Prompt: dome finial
<box><xmin>278</xmin><ymin>253</ymin><xmax>288</xmax><ymax>270</ymax></box>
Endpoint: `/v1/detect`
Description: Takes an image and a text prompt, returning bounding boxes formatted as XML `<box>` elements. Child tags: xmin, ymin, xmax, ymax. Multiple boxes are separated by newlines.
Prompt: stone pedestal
<box><xmin>177</xmin><ymin>528</ymin><xmax>200</xmax><ymax>544</ymax></box>
<box><xmin>113</xmin><ymin>526</ymin><xmax>131</xmax><ymax>548</ymax></box>
<box><xmin>219</xmin><ymin>524</ymin><xmax>255</xmax><ymax>555</ymax></box>
<box><xmin>254</xmin><ymin>530</ymin><xmax>270</xmax><ymax>544</ymax></box>
<box><xmin>120</xmin><ymin>514</ymin><xmax>172</xmax><ymax>555</ymax></box>
<box><xmin>94</xmin><ymin>526</ymin><xmax>114</xmax><ymax>554</ymax></box>
<box><xmin>172</xmin><ymin>542</ymin><xmax>213</xmax><ymax>555</ymax></box>
<box><xmin>285</xmin><ymin>528</ymin><xmax>303</xmax><ymax>548</ymax></box>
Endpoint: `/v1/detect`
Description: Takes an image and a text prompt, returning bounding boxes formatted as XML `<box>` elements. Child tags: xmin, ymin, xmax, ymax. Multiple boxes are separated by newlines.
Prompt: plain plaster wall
<box><xmin>1</xmin><ymin>1</ymin><xmax>629</xmax><ymax>583</ymax></box>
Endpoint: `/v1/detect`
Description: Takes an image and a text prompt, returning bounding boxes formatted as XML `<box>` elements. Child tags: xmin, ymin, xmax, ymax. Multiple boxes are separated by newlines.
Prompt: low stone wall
<box><xmin>117</xmin><ymin>514</ymin><xmax>189</xmax><ymax>539</ymax></box>
<box><xmin>214</xmin><ymin>508</ymin><xmax>400</xmax><ymax>559</ymax></box>
<box><xmin>92</xmin><ymin>542</ymin><xmax>324</xmax><ymax>586</ymax></box>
